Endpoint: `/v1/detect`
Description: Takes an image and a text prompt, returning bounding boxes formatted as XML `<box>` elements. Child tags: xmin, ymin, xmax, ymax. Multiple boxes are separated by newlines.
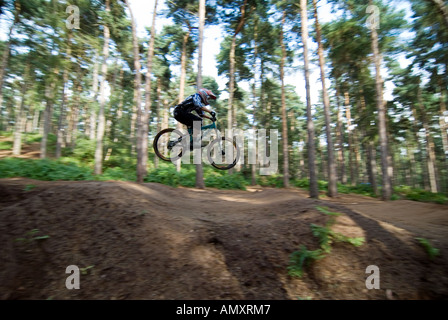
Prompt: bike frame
<box><xmin>186</xmin><ymin>118</ymin><xmax>223</xmax><ymax>152</ymax></box>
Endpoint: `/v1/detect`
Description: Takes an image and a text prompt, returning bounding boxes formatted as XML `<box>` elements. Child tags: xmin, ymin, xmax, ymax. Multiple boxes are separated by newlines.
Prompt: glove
<box><xmin>210</xmin><ymin>111</ymin><xmax>216</xmax><ymax>118</ymax></box>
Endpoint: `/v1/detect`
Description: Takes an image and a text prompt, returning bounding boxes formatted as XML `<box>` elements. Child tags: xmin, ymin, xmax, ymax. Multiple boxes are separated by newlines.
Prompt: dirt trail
<box><xmin>0</xmin><ymin>178</ymin><xmax>447</xmax><ymax>300</ymax></box>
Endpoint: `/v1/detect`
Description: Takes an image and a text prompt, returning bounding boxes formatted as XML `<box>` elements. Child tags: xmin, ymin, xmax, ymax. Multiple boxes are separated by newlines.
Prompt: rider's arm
<box><xmin>193</xmin><ymin>93</ymin><xmax>214</xmax><ymax>119</ymax></box>
<box><xmin>200</xmin><ymin>106</ymin><xmax>214</xmax><ymax>120</ymax></box>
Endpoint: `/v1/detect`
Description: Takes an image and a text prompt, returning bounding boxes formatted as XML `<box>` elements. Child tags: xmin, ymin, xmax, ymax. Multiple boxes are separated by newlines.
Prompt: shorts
<box><xmin>173</xmin><ymin>106</ymin><xmax>202</xmax><ymax>128</ymax></box>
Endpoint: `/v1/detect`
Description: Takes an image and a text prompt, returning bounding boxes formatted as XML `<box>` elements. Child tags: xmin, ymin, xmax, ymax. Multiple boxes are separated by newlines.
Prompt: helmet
<box><xmin>198</xmin><ymin>88</ymin><xmax>217</xmax><ymax>105</ymax></box>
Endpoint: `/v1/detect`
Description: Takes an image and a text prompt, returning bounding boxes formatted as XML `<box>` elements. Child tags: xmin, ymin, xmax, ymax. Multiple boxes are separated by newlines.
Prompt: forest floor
<box><xmin>1</xmin><ymin>177</ymin><xmax>447</xmax><ymax>300</ymax></box>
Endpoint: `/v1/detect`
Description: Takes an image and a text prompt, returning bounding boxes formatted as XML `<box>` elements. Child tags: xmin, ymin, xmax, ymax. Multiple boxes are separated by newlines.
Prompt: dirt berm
<box><xmin>1</xmin><ymin>178</ymin><xmax>447</xmax><ymax>300</ymax></box>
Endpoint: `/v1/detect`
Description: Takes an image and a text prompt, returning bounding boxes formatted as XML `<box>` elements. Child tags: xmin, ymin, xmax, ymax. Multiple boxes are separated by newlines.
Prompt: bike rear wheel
<box><xmin>207</xmin><ymin>137</ymin><xmax>240</xmax><ymax>170</ymax></box>
<box><xmin>153</xmin><ymin>128</ymin><xmax>184</xmax><ymax>162</ymax></box>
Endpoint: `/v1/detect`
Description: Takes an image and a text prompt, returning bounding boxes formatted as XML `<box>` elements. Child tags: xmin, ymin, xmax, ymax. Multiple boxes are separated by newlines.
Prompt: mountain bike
<box><xmin>153</xmin><ymin>114</ymin><xmax>240</xmax><ymax>170</ymax></box>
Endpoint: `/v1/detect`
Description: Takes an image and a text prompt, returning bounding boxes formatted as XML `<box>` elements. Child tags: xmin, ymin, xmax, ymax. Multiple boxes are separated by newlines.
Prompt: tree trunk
<box><xmin>228</xmin><ymin>35</ymin><xmax>236</xmax><ymax>136</ymax></box>
<box><xmin>195</xmin><ymin>0</ymin><xmax>206</xmax><ymax>189</ymax></box>
<box><xmin>88</xmin><ymin>51</ymin><xmax>100</xmax><ymax>140</ymax></box>
<box><xmin>410</xmin><ymin>104</ymin><xmax>427</xmax><ymax>190</ymax></box>
<box><xmin>438</xmin><ymin>79</ymin><xmax>448</xmax><ymax>192</ymax></box>
<box><xmin>301</xmin><ymin>0</ymin><xmax>318</xmax><ymax>198</ymax></box>
<box><xmin>366</xmin><ymin>140</ymin><xmax>378</xmax><ymax>195</ymax></box>
<box><xmin>56</xmin><ymin>32</ymin><xmax>72</xmax><ymax>158</ymax></box>
<box><xmin>12</xmin><ymin>69</ymin><xmax>28</xmax><ymax>156</ymax></box>
<box><xmin>279</xmin><ymin>11</ymin><xmax>290</xmax><ymax>188</ymax></box>
<box><xmin>154</xmin><ymin>79</ymin><xmax>162</xmax><ymax>168</ymax></box>
<box><xmin>94</xmin><ymin>0</ymin><xmax>110</xmax><ymax>175</ymax></box>
<box><xmin>424</xmin><ymin>124</ymin><xmax>438</xmax><ymax>193</ymax></box>
<box><xmin>344</xmin><ymin>91</ymin><xmax>355</xmax><ymax>185</ymax></box>
<box><xmin>68</xmin><ymin>76</ymin><xmax>82</xmax><ymax>149</ymax></box>
<box><xmin>251</xmin><ymin>22</ymin><xmax>259</xmax><ymax>186</ymax></box>
<box><xmin>428</xmin><ymin>0</ymin><xmax>448</xmax><ymax>29</ymax></box>
<box><xmin>0</xmin><ymin>3</ymin><xmax>19</xmax><ymax>111</ymax></box>
<box><xmin>335</xmin><ymin>84</ymin><xmax>346</xmax><ymax>184</ymax></box>
<box><xmin>126</xmin><ymin>0</ymin><xmax>143</xmax><ymax>179</ymax></box>
<box><xmin>40</xmin><ymin>68</ymin><xmax>58</xmax><ymax>159</ymax></box>
<box><xmin>105</xmin><ymin>69</ymin><xmax>124</xmax><ymax>162</ymax></box>
<box><xmin>369</xmin><ymin>0</ymin><xmax>392</xmax><ymax>200</ymax></box>
<box><xmin>438</xmin><ymin>79</ymin><xmax>448</xmax><ymax>161</ymax></box>
<box><xmin>130</xmin><ymin>88</ymin><xmax>137</xmax><ymax>155</ymax></box>
<box><xmin>406</xmin><ymin>141</ymin><xmax>417</xmax><ymax>188</ymax></box>
<box><xmin>136</xmin><ymin>0</ymin><xmax>158</xmax><ymax>183</ymax></box>
<box><xmin>32</xmin><ymin>108</ymin><xmax>39</xmax><ymax>133</ymax></box>
<box><xmin>228</xmin><ymin>0</ymin><xmax>249</xmax><ymax>153</ymax></box>
<box><xmin>176</xmin><ymin>26</ymin><xmax>191</xmax><ymax>173</ymax></box>
<box><xmin>299</xmin><ymin>139</ymin><xmax>305</xmax><ymax>179</ymax></box>
<box><xmin>313</xmin><ymin>0</ymin><xmax>337</xmax><ymax>196</ymax></box>
<box><xmin>417</xmin><ymin>83</ymin><xmax>438</xmax><ymax>193</ymax></box>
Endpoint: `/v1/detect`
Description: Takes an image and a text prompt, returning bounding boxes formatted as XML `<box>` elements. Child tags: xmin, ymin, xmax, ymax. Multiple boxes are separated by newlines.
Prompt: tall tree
<box><xmin>125</xmin><ymin>0</ymin><xmax>143</xmax><ymax>180</ymax></box>
<box><xmin>0</xmin><ymin>0</ymin><xmax>20</xmax><ymax>112</ymax></box>
<box><xmin>312</xmin><ymin>0</ymin><xmax>337</xmax><ymax>197</ymax></box>
<box><xmin>218</xmin><ymin>0</ymin><xmax>255</xmax><ymax>132</ymax></box>
<box><xmin>300</xmin><ymin>0</ymin><xmax>318</xmax><ymax>198</ymax></box>
<box><xmin>12</xmin><ymin>59</ymin><xmax>30</xmax><ymax>155</ymax></box>
<box><xmin>279</xmin><ymin>10</ymin><xmax>290</xmax><ymax>187</ymax></box>
<box><xmin>94</xmin><ymin>0</ymin><xmax>111</xmax><ymax>175</ymax></box>
<box><xmin>55</xmin><ymin>31</ymin><xmax>72</xmax><ymax>158</ymax></box>
<box><xmin>367</xmin><ymin>0</ymin><xmax>392</xmax><ymax>200</ymax></box>
<box><xmin>195</xmin><ymin>0</ymin><xmax>206</xmax><ymax>189</ymax></box>
<box><xmin>136</xmin><ymin>0</ymin><xmax>158</xmax><ymax>183</ymax></box>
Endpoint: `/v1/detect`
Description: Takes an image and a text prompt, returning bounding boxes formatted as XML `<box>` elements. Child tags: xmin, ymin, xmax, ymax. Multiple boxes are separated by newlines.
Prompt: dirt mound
<box><xmin>0</xmin><ymin>178</ymin><xmax>447</xmax><ymax>300</ymax></box>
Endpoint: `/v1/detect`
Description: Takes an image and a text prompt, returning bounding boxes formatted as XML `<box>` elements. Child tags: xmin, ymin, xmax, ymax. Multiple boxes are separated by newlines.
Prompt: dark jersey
<box><xmin>176</xmin><ymin>93</ymin><xmax>205</xmax><ymax>116</ymax></box>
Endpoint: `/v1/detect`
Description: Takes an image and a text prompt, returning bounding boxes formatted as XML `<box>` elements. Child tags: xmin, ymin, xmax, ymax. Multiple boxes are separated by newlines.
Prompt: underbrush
<box><xmin>0</xmin><ymin>157</ymin><xmax>135</xmax><ymax>182</ymax></box>
<box><xmin>394</xmin><ymin>185</ymin><xmax>448</xmax><ymax>205</ymax></box>
<box><xmin>293</xmin><ymin>179</ymin><xmax>378</xmax><ymax>197</ymax></box>
<box><xmin>145</xmin><ymin>164</ymin><xmax>247</xmax><ymax>190</ymax></box>
<box><xmin>1</xmin><ymin>155</ymin><xmax>447</xmax><ymax>204</ymax></box>
<box><xmin>0</xmin><ymin>158</ymin><xmax>94</xmax><ymax>181</ymax></box>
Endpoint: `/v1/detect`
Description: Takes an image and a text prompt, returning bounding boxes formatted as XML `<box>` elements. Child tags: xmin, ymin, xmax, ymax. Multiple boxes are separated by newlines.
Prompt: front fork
<box><xmin>213</xmin><ymin>125</ymin><xmax>225</xmax><ymax>156</ymax></box>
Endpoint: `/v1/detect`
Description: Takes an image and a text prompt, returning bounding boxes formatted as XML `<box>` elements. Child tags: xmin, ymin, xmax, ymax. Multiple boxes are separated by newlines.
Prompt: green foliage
<box><xmin>80</xmin><ymin>265</ymin><xmax>95</xmax><ymax>275</ymax></box>
<box><xmin>23</xmin><ymin>133</ymin><xmax>42</xmax><ymax>144</ymax></box>
<box><xmin>71</xmin><ymin>138</ymin><xmax>96</xmax><ymax>163</ymax></box>
<box><xmin>257</xmin><ymin>175</ymin><xmax>284</xmax><ymax>188</ymax></box>
<box><xmin>292</xmin><ymin>178</ymin><xmax>309</xmax><ymax>189</ymax></box>
<box><xmin>24</xmin><ymin>184</ymin><xmax>36</xmax><ymax>191</ymax></box>
<box><xmin>315</xmin><ymin>206</ymin><xmax>342</xmax><ymax>217</ymax></box>
<box><xmin>394</xmin><ymin>186</ymin><xmax>448</xmax><ymax>204</ymax></box>
<box><xmin>15</xmin><ymin>229</ymin><xmax>50</xmax><ymax>243</ymax></box>
<box><xmin>292</xmin><ymin>179</ymin><xmax>378</xmax><ymax>198</ymax></box>
<box><xmin>0</xmin><ymin>140</ymin><xmax>12</xmax><ymax>150</ymax></box>
<box><xmin>292</xmin><ymin>179</ymin><xmax>330</xmax><ymax>191</ymax></box>
<box><xmin>288</xmin><ymin>207</ymin><xmax>365</xmax><ymax>278</ymax></box>
<box><xmin>99</xmin><ymin>167</ymin><xmax>136</xmax><ymax>181</ymax></box>
<box><xmin>0</xmin><ymin>158</ymin><xmax>93</xmax><ymax>181</ymax></box>
<box><xmin>416</xmin><ymin>237</ymin><xmax>440</xmax><ymax>260</ymax></box>
<box><xmin>145</xmin><ymin>164</ymin><xmax>247</xmax><ymax>190</ymax></box>
<box><xmin>337</xmin><ymin>183</ymin><xmax>378</xmax><ymax>197</ymax></box>
<box><xmin>287</xmin><ymin>245</ymin><xmax>325</xmax><ymax>278</ymax></box>
<box><xmin>145</xmin><ymin>165</ymin><xmax>181</xmax><ymax>187</ymax></box>
<box><xmin>332</xmin><ymin>232</ymin><xmax>365</xmax><ymax>247</ymax></box>
<box><xmin>310</xmin><ymin>224</ymin><xmax>334</xmax><ymax>253</ymax></box>
<box><xmin>205</xmin><ymin>171</ymin><xmax>247</xmax><ymax>190</ymax></box>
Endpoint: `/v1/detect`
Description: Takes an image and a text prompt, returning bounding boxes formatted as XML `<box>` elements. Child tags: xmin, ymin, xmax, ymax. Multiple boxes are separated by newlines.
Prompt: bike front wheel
<box><xmin>153</xmin><ymin>128</ymin><xmax>184</xmax><ymax>162</ymax></box>
<box><xmin>206</xmin><ymin>137</ymin><xmax>240</xmax><ymax>170</ymax></box>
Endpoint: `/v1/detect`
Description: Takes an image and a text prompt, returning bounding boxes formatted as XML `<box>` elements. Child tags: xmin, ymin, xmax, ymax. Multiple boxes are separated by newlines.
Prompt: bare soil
<box><xmin>0</xmin><ymin>178</ymin><xmax>447</xmax><ymax>300</ymax></box>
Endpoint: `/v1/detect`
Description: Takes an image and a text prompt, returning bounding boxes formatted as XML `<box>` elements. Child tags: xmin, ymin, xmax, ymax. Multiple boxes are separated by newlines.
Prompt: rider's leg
<box><xmin>184</xmin><ymin>114</ymin><xmax>204</xmax><ymax>148</ymax></box>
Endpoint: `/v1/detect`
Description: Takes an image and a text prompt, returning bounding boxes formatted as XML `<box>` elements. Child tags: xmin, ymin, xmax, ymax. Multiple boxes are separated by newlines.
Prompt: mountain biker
<box><xmin>173</xmin><ymin>88</ymin><xmax>217</xmax><ymax>148</ymax></box>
